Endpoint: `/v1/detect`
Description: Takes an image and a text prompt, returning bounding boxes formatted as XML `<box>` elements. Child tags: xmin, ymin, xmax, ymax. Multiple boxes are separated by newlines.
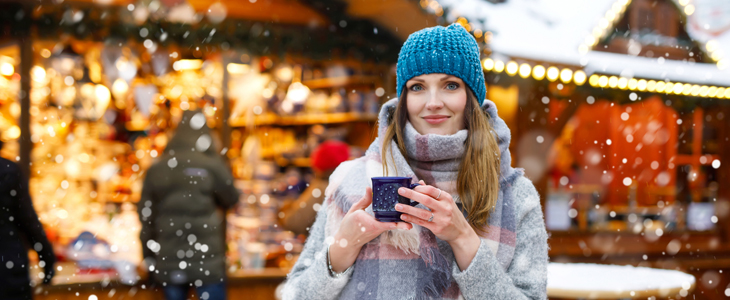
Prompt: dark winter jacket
<box><xmin>0</xmin><ymin>157</ymin><xmax>55</xmax><ymax>299</ymax></box>
<box><xmin>138</xmin><ymin>110</ymin><xmax>239</xmax><ymax>285</ymax></box>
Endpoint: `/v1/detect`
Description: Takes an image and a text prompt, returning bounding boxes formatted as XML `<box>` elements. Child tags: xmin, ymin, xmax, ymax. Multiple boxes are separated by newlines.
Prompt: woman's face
<box><xmin>405</xmin><ymin>74</ymin><xmax>467</xmax><ymax>135</ymax></box>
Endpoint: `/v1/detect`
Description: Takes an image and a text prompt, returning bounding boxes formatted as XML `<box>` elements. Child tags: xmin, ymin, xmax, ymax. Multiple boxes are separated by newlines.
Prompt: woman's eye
<box><xmin>409</xmin><ymin>84</ymin><xmax>423</xmax><ymax>91</ymax></box>
<box><xmin>446</xmin><ymin>83</ymin><xmax>459</xmax><ymax>90</ymax></box>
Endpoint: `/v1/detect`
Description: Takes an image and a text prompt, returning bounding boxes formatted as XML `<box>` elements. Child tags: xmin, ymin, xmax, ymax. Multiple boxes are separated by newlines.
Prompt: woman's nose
<box><xmin>425</xmin><ymin>91</ymin><xmax>444</xmax><ymax>110</ymax></box>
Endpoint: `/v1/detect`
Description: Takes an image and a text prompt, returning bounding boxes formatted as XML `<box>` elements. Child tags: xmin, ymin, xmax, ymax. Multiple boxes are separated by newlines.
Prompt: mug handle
<box><xmin>407</xmin><ymin>183</ymin><xmax>420</xmax><ymax>207</ymax></box>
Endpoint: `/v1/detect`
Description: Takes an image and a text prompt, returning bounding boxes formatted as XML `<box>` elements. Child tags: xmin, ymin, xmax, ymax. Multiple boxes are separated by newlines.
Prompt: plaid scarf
<box><xmin>324</xmin><ymin>99</ymin><xmax>523</xmax><ymax>299</ymax></box>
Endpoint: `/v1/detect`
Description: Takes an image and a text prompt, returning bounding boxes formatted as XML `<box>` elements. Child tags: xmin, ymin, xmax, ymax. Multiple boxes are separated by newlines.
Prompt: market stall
<box><xmin>0</xmin><ymin>0</ymin><xmax>436</xmax><ymax>298</ymax></box>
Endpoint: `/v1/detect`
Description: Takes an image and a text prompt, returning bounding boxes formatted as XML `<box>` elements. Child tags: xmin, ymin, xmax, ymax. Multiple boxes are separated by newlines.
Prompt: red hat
<box><xmin>310</xmin><ymin>140</ymin><xmax>350</xmax><ymax>172</ymax></box>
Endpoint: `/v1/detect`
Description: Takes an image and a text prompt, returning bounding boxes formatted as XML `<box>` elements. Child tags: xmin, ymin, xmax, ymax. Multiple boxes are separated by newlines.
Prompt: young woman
<box><xmin>283</xmin><ymin>24</ymin><xmax>548</xmax><ymax>299</ymax></box>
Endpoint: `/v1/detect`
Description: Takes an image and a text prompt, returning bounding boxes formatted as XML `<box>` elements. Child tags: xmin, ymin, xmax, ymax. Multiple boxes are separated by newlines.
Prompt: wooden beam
<box><xmin>187</xmin><ymin>0</ymin><xmax>327</xmax><ymax>26</ymax></box>
<box><xmin>66</xmin><ymin>0</ymin><xmax>328</xmax><ymax>26</ymax></box>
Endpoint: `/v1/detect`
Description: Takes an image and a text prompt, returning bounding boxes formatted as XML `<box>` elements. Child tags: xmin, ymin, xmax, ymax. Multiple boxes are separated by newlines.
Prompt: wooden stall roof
<box><xmin>64</xmin><ymin>0</ymin><xmax>329</xmax><ymax>26</ymax></box>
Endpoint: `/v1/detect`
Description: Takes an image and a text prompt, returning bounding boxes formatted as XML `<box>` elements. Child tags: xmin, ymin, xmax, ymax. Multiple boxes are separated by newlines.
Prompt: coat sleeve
<box><xmin>211</xmin><ymin>157</ymin><xmax>240</xmax><ymax>209</ymax></box>
<box><xmin>282</xmin><ymin>199</ymin><xmax>354</xmax><ymax>300</ymax></box>
<box><xmin>452</xmin><ymin>177</ymin><xmax>548</xmax><ymax>299</ymax></box>
<box><xmin>138</xmin><ymin>171</ymin><xmax>158</xmax><ymax>264</ymax></box>
<box><xmin>13</xmin><ymin>166</ymin><xmax>56</xmax><ymax>280</ymax></box>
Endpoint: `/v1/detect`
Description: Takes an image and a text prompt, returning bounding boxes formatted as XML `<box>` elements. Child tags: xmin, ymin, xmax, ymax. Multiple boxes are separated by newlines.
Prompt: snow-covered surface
<box><xmin>547</xmin><ymin>263</ymin><xmax>695</xmax><ymax>293</ymax></box>
<box><xmin>435</xmin><ymin>0</ymin><xmax>730</xmax><ymax>85</ymax></box>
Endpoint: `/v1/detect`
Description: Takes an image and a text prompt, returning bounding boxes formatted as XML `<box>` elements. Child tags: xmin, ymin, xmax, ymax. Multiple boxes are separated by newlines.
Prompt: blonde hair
<box><xmin>381</xmin><ymin>89</ymin><xmax>501</xmax><ymax>236</ymax></box>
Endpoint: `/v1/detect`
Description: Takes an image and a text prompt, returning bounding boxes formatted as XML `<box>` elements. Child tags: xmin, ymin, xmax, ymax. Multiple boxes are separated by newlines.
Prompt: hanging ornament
<box><xmin>166</xmin><ymin>2</ymin><xmax>198</xmax><ymax>24</ymax></box>
<box><xmin>133</xmin><ymin>84</ymin><xmax>158</xmax><ymax>117</ymax></box>
<box><xmin>51</xmin><ymin>45</ymin><xmax>82</xmax><ymax>76</ymax></box>
<box><xmin>206</xmin><ymin>2</ymin><xmax>228</xmax><ymax>24</ymax></box>
<box><xmin>150</xmin><ymin>49</ymin><xmax>170</xmax><ymax>77</ymax></box>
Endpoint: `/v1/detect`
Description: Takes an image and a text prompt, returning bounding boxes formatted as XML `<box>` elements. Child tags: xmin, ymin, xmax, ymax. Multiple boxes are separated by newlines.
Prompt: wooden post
<box><xmin>221</xmin><ymin>54</ymin><xmax>231</xmax><ymax>154</ymax></box>
<box><xmin>18</xmin><ymin>5</ymin><xmax>32</xmax><ymax>181</ymax></box>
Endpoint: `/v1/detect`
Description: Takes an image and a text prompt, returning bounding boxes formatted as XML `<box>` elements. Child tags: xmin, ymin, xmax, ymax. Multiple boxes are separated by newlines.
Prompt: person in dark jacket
<box><xmin>138</xmin><ymin>110</ymin><xmax>240</xmax><ymax>300</ymax></box>
<box><xmin>0</xmin><ymin>141</ymin><xmax>56</xmax><ymax>300</ymax></box>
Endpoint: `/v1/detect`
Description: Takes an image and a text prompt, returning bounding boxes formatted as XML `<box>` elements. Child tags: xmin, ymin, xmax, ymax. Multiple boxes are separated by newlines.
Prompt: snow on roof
<box><xmin>435</xmin><ymin>0</ymin><xmax>730</xmax><ymax>86</ymax></box>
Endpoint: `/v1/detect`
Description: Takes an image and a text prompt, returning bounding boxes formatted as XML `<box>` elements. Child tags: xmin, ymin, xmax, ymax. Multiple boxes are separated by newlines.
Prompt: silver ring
<box><xmin>427</xmin><ymin>213</ymin><xmax>434</xmax><ymax>222</ymax></box>
<box><xmin>436</xmin><ymin>189</ymin><xmax>442</xmax><ymax>200</ymax></box>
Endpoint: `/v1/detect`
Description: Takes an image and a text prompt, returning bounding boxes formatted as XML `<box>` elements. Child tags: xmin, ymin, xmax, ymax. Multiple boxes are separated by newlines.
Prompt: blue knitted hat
<box><xmin>396</xmin><ymin>23</ymin><xmax>486</xmax><ymax>105</ymax></box>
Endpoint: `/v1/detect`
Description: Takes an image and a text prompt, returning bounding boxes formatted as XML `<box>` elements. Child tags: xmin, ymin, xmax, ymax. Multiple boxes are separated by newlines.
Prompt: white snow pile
<box><xmin>548</xmin><ymin>263</ymin><xmax>695</xmax><ymax>293</ymax></box>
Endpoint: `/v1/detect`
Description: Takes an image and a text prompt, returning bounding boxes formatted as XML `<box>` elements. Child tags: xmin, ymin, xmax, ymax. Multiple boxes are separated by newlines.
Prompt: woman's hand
<box><xmin>395</xmin><ymin>181</ymin><xmax>481</xmax><ymax>271</ymax></box>
<box><xmin>329</xmin><ymin>187</ymin><xmax>412</xmax><ymax>273</ymax></box>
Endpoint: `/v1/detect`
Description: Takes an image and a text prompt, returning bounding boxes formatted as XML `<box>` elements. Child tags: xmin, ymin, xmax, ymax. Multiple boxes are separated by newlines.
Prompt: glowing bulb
<box><xmin>112</xmin><ymin>78</ymin><xmax>129</xmax><ymax>98</ymax></box>
<box><xmin>647</xmin><ymin>80</ymin><xmax>657</xmax><ymax>92</ymax></box>
<box><xmin>675</xmin><ymin>83</ymin><xmax>685</xmax><ymax>95</ymax></box>
<box><xmin>573</xmin><ymin>70</ymin><xmax>586</xmax><ymax>85</ymax></box>
<box><xmin>31</xmin><ymin>66</ymin><xmax>46</xmax><ymax>82</ymax></box>
<box><xmin>226</xmin><ymin>63</ymin><xmax>250</xmax><ymax>74</ymax></box>
<box><xmin>0</xmin><ymin>62</ymin><xmax>13</xmax><ymax>76</ymax></box>
<box><xmin>546</xmin><ymin>67</ymin><xmax>559</xmax><ymax>82</ymax></box>
<box><xmin>589</xmin><ymin>75</ymin><xmax>600</xmax><ymax>86</ymax></box>
<box><xmin>518</xmin><ymin>63</ymin><xmax>531</xmax><ymax>78</ymax></box>
<box><xmin>173</xmin><ymin>59</ymin><xmax>203</xmax><ymax>71</ymax></box>
<box><xmin>585</xmin><ymin>36</ymin><xmax>597</xmax><ymax>46</ymax></box>
<box><xmin>637</xmin><ymin>79</ymin><xmax>647</xmax><ymax>91</ymax></box>
<box><xmin>482</xmin><ymin>58</ymin><xmax>494</xmax><ymax>71</ymax></box>
<box><xmin>717</xmin><ymin>87</ymin><xmax>726</xmax><ymax>98</ymax></box>
<box><xmin>532</xmin><ymin>65</ymin><xmax>546</xmax><ymax>80</ymax></box>
<box><xmin>608</xmin><ymin>76</ymin><xmax>618</xmax><ymax>88</ymax></box>
<box><xmin>708</xmin><ymin>86</ymin><xmax>718</xmax><ymax>97</ymax></box>
<box><xmin>699</xmin><ymin>86</ymin><xmax>709</xmax><ymax>97</ymax></box>
<box><xmin>617</xmin><ymin>77</ymin><xmax>628</xmax><ymax>89</ymax></box>
<box><xmin>628</xmin><ymin>78</ymin><xmax>638</xmax><ymax>90</ymax></box>
<box><xmin>718</xmin><ymin>59</ymin><xmax>729</xmax><ymax>70</ymax></box>
<box><xmin>3</xmin><ymin>125</ymin><xmax>20</xmax><ymax>140</ymax></box>
<box><xmin>655</xmin><ymin>81</ymin><xmax>666</xmax><ymax>93</ymax></box>
<box><xmin>684</xmin><ymin>4</ymin><xmax>695</xmax><ymax>15</ymax></box>
<box><xmin>689</xmin><ymin>84</ymin><xmax>700</xmax><ymax>96</ymax></box>
<box><xmin>506</xmin><ymin>61</ymin><xmax>519</xmax><ymax>76</ymax></box>
<box><xmin>95</xmin><ymin>84</ymin><xmax>111</xmax><ymax>113</ymax></box>
<box><xmin>598</xmin><ymin>76</ymin><xmax>609</xmax><ymax>87</ymax></box>
<box><xmin>605</xmin><ymin>10</ymin><xmax>616</xmax><ymax>22</ymax></box>
<box><xmin>493</xmin><ymin>60</ymin><xmax>505</xmax><ymax>73</ymax></box>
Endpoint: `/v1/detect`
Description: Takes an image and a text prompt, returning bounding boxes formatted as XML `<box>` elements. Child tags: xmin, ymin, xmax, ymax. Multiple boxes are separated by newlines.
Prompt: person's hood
<box><xmin>163</xmin><ymin>109</ymin><xmax>217</xmax><ymax>156</ymax></box>
<box><xmin>369</xmin><ymin>98</ymin><xmax>523</xmax><ymax>187</ymax></box>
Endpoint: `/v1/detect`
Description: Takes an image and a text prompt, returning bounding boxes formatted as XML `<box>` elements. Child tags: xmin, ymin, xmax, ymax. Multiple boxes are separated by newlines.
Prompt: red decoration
<box><xmin>310</xmin><ymin>140</ymin><xmax>350</xmax><ymax>172</ymax></box>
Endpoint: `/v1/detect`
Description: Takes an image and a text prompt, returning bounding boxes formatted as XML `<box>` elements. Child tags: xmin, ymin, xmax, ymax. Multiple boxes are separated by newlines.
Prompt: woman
<box><xmin>138</xmin><ymin>110</ymin><xmax>239</xmax><ymax>300</ymax></box>
<box><xmin>283</xmin><ymin>24</ymin><xmax>547</xmax><ymax>299</ymax></box>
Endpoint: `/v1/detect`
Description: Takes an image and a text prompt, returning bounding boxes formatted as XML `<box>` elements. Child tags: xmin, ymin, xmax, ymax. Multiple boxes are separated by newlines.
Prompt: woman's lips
<box><xmin>423</xmin><ymin>115</ymin><xmax>449</xmax><ymax>124</ymax></box>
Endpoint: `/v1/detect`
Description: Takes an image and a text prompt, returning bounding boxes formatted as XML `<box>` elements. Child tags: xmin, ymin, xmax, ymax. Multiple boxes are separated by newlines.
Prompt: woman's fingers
<box><xmin>413</xmin><ymin>184</ymin><xmax>444</xmax><ymax>201</ymax></box>
<box><xmin>400</xmin><ymin>214</ymin><xmax>431</xmax><ymax>229</ymax></box>
<box><xmin>395</xmin><ymin>203</ymin><xmax>432</xmax><ymax>221</ymax></box>
<box><xmin>397</xmin><ymin>186</ymin><xmax>440</xmax><ymax>211</ymax></box>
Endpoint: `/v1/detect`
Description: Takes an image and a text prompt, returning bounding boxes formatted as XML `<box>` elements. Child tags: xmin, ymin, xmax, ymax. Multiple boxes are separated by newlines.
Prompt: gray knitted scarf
<box><xmin>324</xmin><ymin>99</ymin><xmax>523</xmax><ymax>299</ymax></box>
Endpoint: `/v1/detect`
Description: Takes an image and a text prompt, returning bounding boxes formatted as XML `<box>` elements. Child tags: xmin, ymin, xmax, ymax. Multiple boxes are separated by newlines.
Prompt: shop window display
<box><xmin>1</xmin><ymin>36</ymin><xmax>388</xmax><ymax>282</ymax></box>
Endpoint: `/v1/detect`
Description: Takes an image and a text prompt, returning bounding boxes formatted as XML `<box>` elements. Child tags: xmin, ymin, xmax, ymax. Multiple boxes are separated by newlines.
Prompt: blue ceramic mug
<box><xmin>371</xmin><ymin>177</ymin><xmax>420</xmax><ymax>222</ymax></box>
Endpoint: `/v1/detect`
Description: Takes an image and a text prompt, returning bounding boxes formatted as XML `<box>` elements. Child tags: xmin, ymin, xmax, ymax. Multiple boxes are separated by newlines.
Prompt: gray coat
<box><xmin>138</xmin><ymin>110</ymin><xmax>239</xmax><ymax>285</ymax></box>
